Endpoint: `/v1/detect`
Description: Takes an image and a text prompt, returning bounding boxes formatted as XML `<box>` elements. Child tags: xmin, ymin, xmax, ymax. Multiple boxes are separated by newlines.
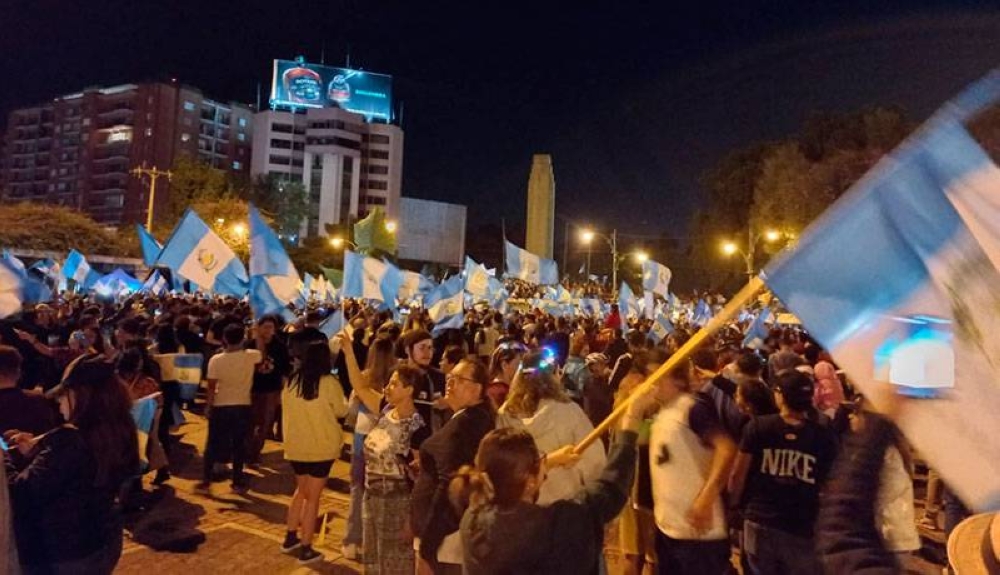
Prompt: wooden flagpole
<box><xmin>573</xmin><ymin>276</ymin><xmax>765</xmax><ymax>454</ymax></box>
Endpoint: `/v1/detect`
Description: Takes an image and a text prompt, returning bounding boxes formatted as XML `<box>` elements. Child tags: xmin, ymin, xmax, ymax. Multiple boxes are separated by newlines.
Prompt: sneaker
<box><xmin>298</xmin><ymin>545</ymin><xmax>322</xmax><ymax>565</ymax></box>
<box><xmin>341</xmin><ymin>543</ymin><xmax>358</xmax><ymax>561</ymax></box>
<box><xmin>152</xmin><ymin>469</ymin><xmax>171</xmax><ymax>486</ymax></box>
<box><xmin>280</xmin><ymin>532</ymin><xmax>301</xmax><ymax>553</ymax></box>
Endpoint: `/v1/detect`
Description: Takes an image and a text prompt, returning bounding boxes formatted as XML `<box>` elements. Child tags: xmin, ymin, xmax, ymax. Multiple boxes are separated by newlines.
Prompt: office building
<box><xmin>0</xmin><ymin>82</ymin><xmax>253</xmax><ymax>226</ymax></box>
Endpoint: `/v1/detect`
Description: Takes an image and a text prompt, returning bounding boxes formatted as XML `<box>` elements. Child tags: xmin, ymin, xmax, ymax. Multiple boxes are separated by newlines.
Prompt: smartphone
<box><xmin>0</xmin><ymin>436</ymin><xmax>10</xmax><ymax>452</ymax></box>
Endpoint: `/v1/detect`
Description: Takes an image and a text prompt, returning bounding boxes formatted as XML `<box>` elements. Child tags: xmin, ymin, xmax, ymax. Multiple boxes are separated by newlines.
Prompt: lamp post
<box><xmin>130</xmin><ymin>165</ymin><xmax>172</xmax><ymax>231</ymax></box>
<box><xmin>580</xmin><ymin>228</ymin><xmax>619</xmax><ymax>295</ymax></box>
<box><xmin>329</xmin><ymin>236</ymin><xmax>358</xmax><ymax>250</ymax></box>
<box><xmin>722</xmin><ymin>227</ymin><xmax>782</xmax><ymax>279</ymax></box>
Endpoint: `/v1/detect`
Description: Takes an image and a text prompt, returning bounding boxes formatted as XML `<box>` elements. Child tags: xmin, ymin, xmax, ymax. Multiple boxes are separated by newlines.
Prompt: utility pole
<box><xmin>130</xmin><ymin>165</ymin><xmax>173</xmax><ymax>231</ymax></box>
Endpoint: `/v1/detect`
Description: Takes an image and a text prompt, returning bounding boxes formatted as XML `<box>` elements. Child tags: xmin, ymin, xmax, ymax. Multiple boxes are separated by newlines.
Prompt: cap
<box><xmin>775</xmin><ymin>370</ymin><xmax>815</xmax><ymax>405</ymax></box>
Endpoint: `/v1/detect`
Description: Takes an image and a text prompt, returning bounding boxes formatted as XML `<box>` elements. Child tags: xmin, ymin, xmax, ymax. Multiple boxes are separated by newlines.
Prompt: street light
<box><xmin>329</xmin><ymin>236</ymin><xmax>358</xmax><ymax>250</ymax></box>
<box><xmin>721</xmin><ymin>228</ymin><xmax>782</xmax><ymax>278</ymax></box>
<box><xmin>385</xmin><ymin>220</ymin><xmax>397</xmax><ymax>233</ymax></box>
<box><xmin>232</xmin><ymin>223</ymin><xmax>247</xmax><ymax>238</ymax></box>
<box><xmin>579</xmin><ymin>228</ymin><xmax>619</xmax><ymax>295</ymax></box>
<box><xmin>634</xmin><ymin>251</ymin><xmax>649</xmax><ymax>264</ymax></box>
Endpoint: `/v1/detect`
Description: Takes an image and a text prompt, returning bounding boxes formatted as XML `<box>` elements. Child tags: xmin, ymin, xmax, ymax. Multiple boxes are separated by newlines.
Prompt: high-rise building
<box><xmin>0</xmin><ymin>82</ymin><xmax>253</xmax><ymax>226</ymax></box>
<box><xmin>526</xmin><ymin>154</ymin><xmax>555</xmax><ymax>259</ymax></box>
<box><xmin>250</xmin><ymin>58</ymin><xmax>402</xmax><ymax>238</ymax></box>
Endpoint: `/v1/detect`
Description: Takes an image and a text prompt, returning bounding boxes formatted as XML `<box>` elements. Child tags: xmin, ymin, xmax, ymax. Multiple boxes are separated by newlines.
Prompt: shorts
<box><xmin>290</xmin><ymin>460</ymin><xmax>334</xmax><ymax>478</ymax></box>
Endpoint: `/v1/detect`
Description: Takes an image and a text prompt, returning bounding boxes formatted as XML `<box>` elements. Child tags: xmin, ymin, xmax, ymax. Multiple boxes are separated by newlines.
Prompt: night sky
<box><xmin>4</xmin><ymin>0</ymin><xmax>1000</xmax><ymax>240</ymax></box>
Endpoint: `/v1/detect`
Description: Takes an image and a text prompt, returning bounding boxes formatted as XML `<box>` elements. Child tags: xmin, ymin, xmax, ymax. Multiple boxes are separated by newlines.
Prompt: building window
<box><xmin>232</xmin><ymin>161</ymin><xmax>242</xmax><ymax>170</ymax></box>
<box><xmin>184</xmin><ymin>101</ymin><xmax>196</xmax><ymax>111</ymax></box>
<box><xmin>272</xmin><ymin>123</ymin><xmax>293</xmax><ymax>134</ymax></box>
<box><xmin>368</xmin><ymin>150</ymin><xmax>390</xmax><ymax>160</ymax></box>
<box><xmin>368</xmin><ymin>134</ymin><xmax>390</xmax><ymax>144</ymax></box>
<box><xmin>145</xmin><ymin>128</ymin><xmax>152</xmax><ymax>137</ymax></box>
<box><xmin>237</xmin><ymin>132</ymin><xmax>246</xmax><ymax>142</ymax></box>
<box><xmin>181</xmin><ymin>133</ymin><xmax>191</xmax><ymax>142</ymax></box>
<box><xmin>238</xmin><ymin>118</ymin><xmax>247</xmax><ymax>127</ymax></box>
<box><xmin>269</xmin><ymin>154</ymin><xmax>291</xmax><ymax>166</ymax></box>
<box><xmin>270</xmin><ymin>138</ymin><xmax>292</xmax><ymax>149</ymax></box>
<box><xmin>367</xmin><ymin>180</ymin><xmax>388</xmax><ymax>190</ymax></box>
<box><xmin>366</xmin><ymin>165</ymin><xmax>389</xmax><ymax>175</ymax></box>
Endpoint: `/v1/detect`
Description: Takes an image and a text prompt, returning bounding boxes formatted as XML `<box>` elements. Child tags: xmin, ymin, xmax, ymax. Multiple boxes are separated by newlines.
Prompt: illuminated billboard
<box><xmin>269</xmin><ymin>59</ymin><xmax>393</xmax><ymax>121</ymax></box>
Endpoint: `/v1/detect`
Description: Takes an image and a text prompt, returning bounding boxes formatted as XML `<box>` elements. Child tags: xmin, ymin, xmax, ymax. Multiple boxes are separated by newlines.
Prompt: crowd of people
<box><xmin>0</xmin><ymin>291</ymin><xmax>993</xmax><ymax>574</ymax></box>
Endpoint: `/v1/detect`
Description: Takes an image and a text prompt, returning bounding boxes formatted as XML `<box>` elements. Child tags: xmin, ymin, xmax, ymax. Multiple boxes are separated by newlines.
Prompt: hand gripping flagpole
<box><xmin>573</xmin><ymin>276</ymin><xmax>765</xmax><ymax>454</ymax></box>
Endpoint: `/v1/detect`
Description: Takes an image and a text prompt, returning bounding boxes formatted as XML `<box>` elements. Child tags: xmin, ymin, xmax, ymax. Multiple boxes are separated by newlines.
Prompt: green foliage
<box><xmin>353</xmin><ymin>206</ymin><xmax>397</xmax><ymax>258</ymax></box>
<box><xmin>287</xmin><ymin>236</ymin><xmax>342</xmax><ymax>276</ymax></box>
<box><xmin>240</xmin><ymin>174</ymin><xmax>312</xmax><ymax>238</ymax></box>
<box><xmin>0</xmin><ymin>203</ymin><xmax>135</xmax><ymax>256</ymax></box>
<box><xmin>166</xmin><ymin>155</ymin><xmax>232</xmax><ymax>222</ymax></box>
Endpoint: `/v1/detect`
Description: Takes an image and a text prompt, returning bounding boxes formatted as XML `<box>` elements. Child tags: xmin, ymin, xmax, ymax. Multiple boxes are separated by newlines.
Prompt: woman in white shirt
<box><xmin>497</xmin><ymin>350</ymin><xmax>606</xmax><ymax>504</ymax></box>
<box><xmin>280</xmin><ymin>342</ymin><xmax>348</xmax><ymax>565</ymax></box>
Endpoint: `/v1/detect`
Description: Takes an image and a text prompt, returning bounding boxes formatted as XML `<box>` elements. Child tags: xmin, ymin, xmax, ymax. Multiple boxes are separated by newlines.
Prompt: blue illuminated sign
<box><xmin>269</xmin><ymin>59</ymin><xmax>393</xmax><ymax>121</ymax></box>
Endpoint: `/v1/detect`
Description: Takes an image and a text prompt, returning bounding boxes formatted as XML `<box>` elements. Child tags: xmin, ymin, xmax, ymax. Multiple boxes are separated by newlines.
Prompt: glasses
<box><xmin>447</xmin><ymin>372</ymin><xmax>480</xmax><ymax>386</ymax></box>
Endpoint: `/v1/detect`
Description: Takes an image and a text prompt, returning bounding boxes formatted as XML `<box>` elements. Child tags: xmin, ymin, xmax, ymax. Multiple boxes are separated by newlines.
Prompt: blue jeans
<box><xmin>743</xmin><ymin>520</ymin><xmax>819</xmax><ymax>575</ymax></box>
<box><xmin>343</xmin><ymin>483</ymin><xmax>365</xmax><ymax>546</ymax></box>
<box><xmin>654</xmin><ymin>530</ymin><xmax>730</xmax><ymax>575</ymax></box>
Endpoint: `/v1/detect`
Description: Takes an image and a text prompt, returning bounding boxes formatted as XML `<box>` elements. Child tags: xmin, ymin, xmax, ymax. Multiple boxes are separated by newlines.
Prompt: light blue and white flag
<box><xmin>648</xmin><ymin>311</ymin><xmax>675</xmax><ymax>344</ymax></box>
<box><xmin>153</xmin><ymin>354</ymin><xmax>203</xmax><ymax>402</ymax></box>
<box><xmin>141</xmin><ymin>270</ymin><xmax>168</xmax><ymax>296</ymax></box>
<box><xmin>341</xmin><ymin>250</ymin><xmax>402</xmax><ymax>304</ymax></box>
<box><xmin>399</xmin><ymin>270</ymin><xmax>434</xmax><ymax>303</ymax></box>
<box><xmin>641</xmin><ymin>260</ymin><xmax>672</xmax><ymax>297</ymax></box>
<box><xmin>742</xmin><ymin>307</ymin><xmax>772</xmax><ymax>350</ymax></box>
<box><xmin>155</xmin><ymin>210</ymin><xmax>248</xmax><ymax>296</ymax></box>
<box><xmin>29</xmin><ymin>258</ymin><xmax>60</xmax><ymax>282</ymax></box>
<box><xmin>763</xmin><ymin>74</ymin><xmax>1000</xmax><ymax>510</ymax></box>
<box><xmin>131</xmin><ymin>393</ymin><xmax>160</xmax><ymax>470</ymax></box>
<box><xmin>249</xmin><ymin>276</ymin><xmax>296</xmax><ymax>322</ymax></box>
<box><xmin>429</xmin><ymin>290</ymin><xmax>464</xmax><ymax>336</ymax></box>
<box><xmin>504</xmin><ymin>240</ymin><xmax>559</xmax><ymax>285</ymax></box>
<box><xmin>319</xmin><ymin>307</ymin><xmax>346</xmax><ymax>338</ymax></box>
<box><xmin>302</xmin><ymin>273</ymin><xmax>315</xmax><ymax>298</ymax></box>
<box><xmin>618</xmin><ymin>282</ymin><xmax>639</xmax><ymax>320</ymax></box>
<box><xmin>137</xmin><ymin>225</ymin><xmax>162</xmax><ymax>268</ymax></box>
<box><xmin>579</xmin><ymin>298</ymin><xmax>603</xmax><ymax>317</ymax></box>
<box><xmin>249</xmin><ymin>205</ymin><xmax>302</xmax><ymax>306</ymax></box>
<box><xmin>643</xmin><ymin>291</ymin><xmax>655</xmax><ymax>320</ymax></box>
<box><xmin>464</xmin><ymin>257</ymin><xmax>492</xmax><ymax>299</ymax></box>
<box><xmin>693</xmin><ymin>299</ymin><xmax>713</xmax><ymax>327</ymax></box>
<box><xmin>0</xmin><ymin>259</ymin><xmax>24</xmax><ymax>318</ymax></box>
<box><xmin>425</xmin><ymin>274</ymin><xmax>463</xmax><ymax>308</ymax></box>
<box><xmin>2</xmin><ymin>250</ymin><xmax>26</xmax><ymax>277</ymax></box>
<box><xmin>63</xmin><ymin>249</ymin><xmax>99</xmax><ymax>290</ymax></box>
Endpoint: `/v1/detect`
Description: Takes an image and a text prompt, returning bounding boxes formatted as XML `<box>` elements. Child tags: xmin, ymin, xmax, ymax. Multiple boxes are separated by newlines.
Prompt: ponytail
<box><xmin>448</xmin><ymin>465</ymin><xmax>493</xmax><ymax>516</ymax></box>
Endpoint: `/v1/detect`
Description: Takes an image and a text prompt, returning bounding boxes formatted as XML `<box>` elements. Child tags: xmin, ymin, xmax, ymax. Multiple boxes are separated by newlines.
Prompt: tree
<box><xmin>0</xmin><ymin>203</ymin><xmax>135</xmax><ymax>256</ymax></box>
<box><xmin>239</xmin><ymin>174</ymin><xmax>312</xmax><ymax>238</ymax></box>
<box><xmin>165</xmin><ymin>155</ymin><xmax>231</xmax><ymax>222</ymax></box>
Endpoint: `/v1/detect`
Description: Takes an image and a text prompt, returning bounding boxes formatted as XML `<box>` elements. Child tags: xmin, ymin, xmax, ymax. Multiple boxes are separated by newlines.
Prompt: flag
<box><xmin>63</xmin><ymin>249</ymin><xmax>99</xmax><ymax>290</ymax></box>
<box><xmin>155</xmin><ymin>209</ymin><xmax>248</xmax><ymax>296</ymax></box>
<box><xmin>131</xmin><ymin>393</ymin><xmax>160</xmax><ymax>470</ymax></box>
<box><xmin>693</xmin><ymin>298</ymin><xmax>712</xmax><ymax>326</ymax></box>
<box><xmin>643</xmin><ymin>291</ymin><xmax>655</xmax><ymax>320</ymax></box>
<box><xmin>153</xmin><ymin>354</ymin><xmax>205</xmax><ymax>402</ymax></box>
<box><xmin>320</xmin><ymin>266</ymin><xmax>343</xmax><ymax>288</ymax></box>
<box><xmin>319</xmin><ymin>307</ymin><xmax>345</xmax><ymax>338</ymax></box>
<box><xmin>249</xmin><ymin>276</ymin><xmax>296</xmax><ymax>322</ymax></box>
<box><xmin>399</xmin><ymin>270</ymin><xmax>433</xmax><ymax>303</ymax></box>
<box><xmin>425</xmin><ymin>274</ymin><xmax>463</xmax><ymax>308</ymax></box>
<box><xmin>762</xmin><ymin>76</ymin><xmax>1000</xmax><ymax>509</ymax></box>
<box><xmin>464</xmin><ymin>256</ymin><xmax>492</xmax><ymax>299</ymax></box>
<box><xmin>618</xmin><ymin>282</ymin><xmax>639</xmax><ymax>320</ymax></box>
<box><xmin>341</xmin><ymin>250</ymin><xmax>402</xmax><ymax>304</ymax></box>
<box><xmin>429</xmin><ymin>290</ymin><xmax>464</xmax><ymax>336</ymax></box>
<box><xmin>579</xmin><ymin>298</ymin><xmax>603</xmax><ymax>317</ymax></box>
<box><xmin>641</xmin><ymin>259</ymin><xmax>673</xmax><ymax>297</ymax></box>
<box><xmin>137</xmin><ymin>225</ymin><xmax>162</xmax><ymax>268</ymax></box>
<box><xmin>649</xmin><ymin>311</ymin><xmax>675</xmax><ymax>344</ymax></box>
<box><xmin>141</xmin><ymin>270</ymin><xmax>169</xmax><ymax>296</ymax></box>
<box><xmin>0</xmin><ymin>259</ymin><xmax>24</xmax><ymax>318</ymax></box>
<box><xmin>2</xmin><ymin>250</ymin><xmax>26</xmax><ymax>276</ymax></box>
<box><xmin>504</xmin><ymin>240</ymin><xmax>559</xmax><ymax>285</ymax></box>
<box><xmin>29</xmin><ymin>258</ymin><xmax>60</xmax><ymax>282</ymax></box>
<box><xmin>93</xmin><ymin>268</ymin><xmax>142</xmax><ymax>300</ymax></box>
<box><xmin>249</xmin><ymin>204</ymin><xmax>302</xmax><ymax>305</ymax></box>
<box><xmin>742</xmin><ymin>307</ymin><xmax>772</xmax><ymax>350</ymax></box>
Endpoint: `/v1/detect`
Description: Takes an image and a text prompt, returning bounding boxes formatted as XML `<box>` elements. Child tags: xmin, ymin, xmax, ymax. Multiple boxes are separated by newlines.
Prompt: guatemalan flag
<box><xmin>398</xmin><ymin>270</ymin><xmax>433</xmax><ymax>303</ymax></box>
<box><xmin>137</xmin><ymin>225</ymin><xmax>162</xmax><ymax>268</ymax></box>
<box><xmin>648</xmin><ymin>311</ymin><xmax>675</xmax><ymax>344</ymax></box>
<box><xmin>641</xmin><ymin>259</ymin><xmax>673</xmax><ymax>297</ymax></box>
<box><xmin>0</xmin><ymin>258</ymin><xmax>24</xmax><ymax>319</ymax></box>
<box><xmin>63</xmin><ymin>249</ymin><xmax>99</xmax><ymax>290</ymax></box>
<box><xmin>319</xmin><ymin>307</ymin><xmax>346</xmax><ymax>338</ymax></box>
<box><xmin>249</xmin><ymin>205</ymin><xmax>302</xmax><ymax>305</ymax></box>
<box><xmin>156</xmin><ymin>209</ymin><xmax>248</xmax><ymax>296</ymax></box>
<box><xmin>429</xmin><ymin>290</ymin><xmax>464</xmax><ymax>336</ymax></box>
<box><xmin>424</xmin><ymin>274</ymin><xmax>463</xmax><ymax>308</ymax></box>
<box><xmin>763</xmin><ymin>72</ymin><xmax>1000</xmax><ymax>511</ymax></box>
<box><xmin>131</xmin><ymin>392</ymin><xmax>160</xmax><ymax>471</ymax></box>
<box><xmin>341</xmin><ymin>250</ymin><xmax>402</xmax><ymax>304</ymax></box>
<box><xmin>618</xmin><ymin>282</ymin><xmax>639</xmax><ymax>320</ymax></box>
<box><xmin>464</xmin><ymin>256</ymin><xmax>492</xmax><ymax>299</ymax></box>
<box><xmin>742</xmin><ymin>307</ymin><xmax>772</xmax><ymax>350</ymax></box>
<box><xmin>504</xmin><ymin>240</ymin><xmax>559</xmax><ymax>285</ymax></box>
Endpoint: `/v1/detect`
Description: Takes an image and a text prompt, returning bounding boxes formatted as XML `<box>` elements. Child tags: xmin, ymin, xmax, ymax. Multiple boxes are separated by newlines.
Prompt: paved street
<box><xmin>115</xmin><ymin>411</ymin><xmax>360</xmax><ymax>574</ymax></box>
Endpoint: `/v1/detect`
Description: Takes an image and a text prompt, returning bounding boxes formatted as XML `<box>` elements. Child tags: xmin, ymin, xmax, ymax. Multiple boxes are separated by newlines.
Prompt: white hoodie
<box><xmin>497</xmin><ymin>398</ymin><xmax>607</xmax><ymax>505</ymax></box>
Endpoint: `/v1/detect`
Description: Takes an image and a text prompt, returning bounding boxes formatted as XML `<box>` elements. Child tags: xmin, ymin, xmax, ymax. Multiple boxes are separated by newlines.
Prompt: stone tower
<box><xmin>525</xmin><ymin>154</ymin><xmax>555</xmax><ymax>259</ymax></box>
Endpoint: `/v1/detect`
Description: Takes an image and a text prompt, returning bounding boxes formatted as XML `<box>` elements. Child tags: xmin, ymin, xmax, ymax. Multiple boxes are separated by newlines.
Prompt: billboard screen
<box><xmin>269</xmin><ymin>59</ymin><xmax>392</xmax><ymax>121</ymax></box>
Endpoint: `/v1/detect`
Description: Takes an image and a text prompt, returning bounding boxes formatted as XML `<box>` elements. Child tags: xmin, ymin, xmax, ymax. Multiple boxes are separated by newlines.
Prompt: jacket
<box><xmin>460</xmin><ymin>431</ymin><xmax>637</xmax><ymax>575</ymax></box>
<box><xmin>413</xmin><ymin>401</ymin><xmax>495</xmax><ymax>563</ymax></box>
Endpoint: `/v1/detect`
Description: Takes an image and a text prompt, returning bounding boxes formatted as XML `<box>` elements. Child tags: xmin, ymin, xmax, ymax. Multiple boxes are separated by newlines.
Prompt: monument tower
<box><xmin>525</xmin><ymin>154</ymin><xmax>555</xmax><ymax>259</ymax></box>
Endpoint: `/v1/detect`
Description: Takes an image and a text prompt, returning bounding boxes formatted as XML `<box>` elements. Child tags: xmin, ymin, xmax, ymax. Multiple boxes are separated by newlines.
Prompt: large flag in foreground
<box><xmin>505</xmin><ymin>240</ymin><xmax>558</xmax><ymax>285</ymax></box>
<box><xmin>0</xmin><ymin>259</ymin><xmax>23</xmax><ymax>318</ymax></box>
<box><xmin>137</xmin><ymin>225</ymin><xmax>162</xmax><ymax>268</ymax></box>
<box><xmin>156</xmin><ymin>210</ymin><xmax>248</xmax><ymax>296</ymax></box>
<box><xmin>763</xmin><ymin>75</ymin><xmax>1000</xmax><ymax>510</ymax></box>
<box><xmin>249</xmin><ymin>205</ymin><xmax>301</xmax><ymax>305</ymax></box>
<box><xmin>63</xmin><ymin>249</ymin><xmax>98</xmax><ymax>290</ymax></box>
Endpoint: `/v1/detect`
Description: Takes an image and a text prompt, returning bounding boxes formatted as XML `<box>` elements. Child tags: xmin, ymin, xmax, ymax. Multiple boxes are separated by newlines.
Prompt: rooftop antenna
<box><xmin>346</xmin><ymin>44</ymin><xmax>351</xmax><ymax>69</ymax></box>
<box><xmin>320</xmin><ymin>41</ymin><xmax>326</xmax><ymax>65</ymax></box>
<box><xmin>256</xmin><ymin>81</ymin><xmax>262</xmax><ymax>111</ymax></box>
<box><xmin>398</xmin><ymin>101</ymin><xmax>404</xmax><ymax>128</ymax></box>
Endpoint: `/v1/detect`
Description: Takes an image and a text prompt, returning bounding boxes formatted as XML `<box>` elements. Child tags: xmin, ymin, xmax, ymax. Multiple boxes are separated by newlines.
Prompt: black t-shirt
<box><xmin>412</xmin><ymin>368</ymin><xmax>450</xmax><ymax>441</ymax></box>
<box><xmin>246</xmin><ymin>337</ymin><xmax>291</xmax><ymax>393</ymax></box>
<box><xmin>739</xmin><ymin>414</ymin><xmax>839</xmax><ymax>537</ymax></box>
